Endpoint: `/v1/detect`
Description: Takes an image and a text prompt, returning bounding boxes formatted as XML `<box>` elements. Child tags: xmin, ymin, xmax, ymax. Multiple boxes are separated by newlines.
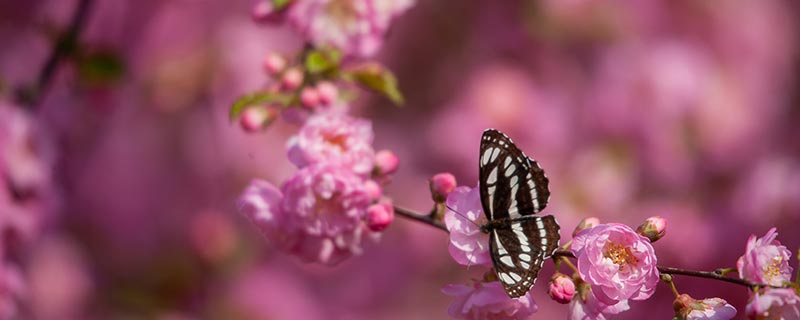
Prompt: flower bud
<box><xmin>364</xmin><ymin>180</ymin><xmax>382</xmax><ymax>201</ymax></box>
<box><xmin>366</xmin><ymin>202</ymin><xmax>394</xmax><ymax>232</ymax></box>
<box><xmin>374</xmin><ymin>150</ymin><xmax>399</xmax><ymax>176</ymax></box>
<box><xmin>429</xmin><ymin>173</ymin><xmax>457</xmax><ymax>203</ymax></box>
<box><xmin>637</xmin><ymin>216</ymin><xmax>667</xmax><ymax>243</ymax></box>
<box><xmin>300</xmin><ymin>87</ymin><xmax>320</xmax><ymax>108</ymax></box>
<box><xmin>281</xmin><ymin>67</ymin><xmax>304</xmax><ymax>91</ymax></box>
<box><xmin>240</xmin><ymin>107</ymin><xmax>275</xmax><ymax>132</ymax></box>
<box><xmin>548</xmin><ymin>274</ymin><xmax>576</xmax><ymax>304</ymax></box>
<box><xmin>572</xmin><ymin>217</ymin><xmax>600</xmax><ymax>237</ymax></box>
<box><xmin>316</xmin><ymin>81</ymin><xmax>338</xmax><ymax>105</ymax></box>
<box><xmin>262</xmin><ymin>53</ymin><xmax>287</xmax><ymax>75</ymax></box>
<box><xmin>673</xmin><ymin>294</ymin><xmax>736</xmax><ymax>320</ymax></box>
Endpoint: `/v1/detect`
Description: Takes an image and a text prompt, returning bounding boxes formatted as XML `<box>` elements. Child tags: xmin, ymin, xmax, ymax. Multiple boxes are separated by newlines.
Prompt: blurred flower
<box><xmin>568</xmin><ymin>285</ymin><xmax>630</xmax><ymax>320</ymax></box>
<box><xmin>262</xmin><ymin>52</ymin><xmax>288</xmax><ymax>75</ymax></box>
<box><xmin>28</xmin><ymin>237</ymin><xmax>91</xmax><ymax>320</ymax></box>
<box><xmin>444</xmin><ymin>186</ymin><xmax>490</xmax><ymax>267</ymax></box>
<box><xmin>373</xmin><ymin>149</ymin><xmax>399</xmax><ymax>176</ymax></box>
<box><xmin>240</xmin><ymin>107</ymin><xmax>278</xmax><ymax>132</ymax></box>
<box><xmin>429</xmin><ymin>172</ymin><xmax>457</xmax><ymax>203</ymax></box>
<box><xmin>572</xmin><ymin>223</ymin><xmax>658</xmax><ymax>304</ymax></box>
<box><xmin>674</xmin><ymin>294</ymin><xmax>737</xmax><ymax>320</ymax></box>
<box><xmin>281</xmin><ymin>67</ymin><xmax>304</xmax><ymax>90</ymax></box>
<box><xmin>315</xmin><ymin>81</ymin><xmax>338</xmax><ymax>105</ymax></box>
<box><xmin>287</xmin><ymin>112</ymin><xmax>375</xmax><ymax>175</ymax></box>
<box><xmin>238</xmin><ymin>163</ymin><xmax>376</xmax><ymax>265</ymax></box>
<box><xmin>745</xmin><ymin>288</ymin><xmax>800</xmax><ymax>320</ymax></box>
<box><xmin>365</xmin><ymin>201</ymin><xmax>394</xmax><ymax>232</ymax></box>
<box><xmin>442</xmin><ymin>281</ymin><xmax>538</xmax><ymax>320</ymax></box>
<box><xmin>572</xmin><ymin>217</ymin><xmax>600</xmax><ymax>237</ymax></box>
<box><xmin>300</xmin><ymin>86</ymin><xmax>321</xmax><ymax>108</ymax></box>
<box><xmin>548</xmin><ymin>274</ymin><xmax>575</xmax><ymax>304</ymax></box>
<box><xmin>737</xmin><ymin>228</ymin><xmax>793</xmax><ymax>286</ymax></box>
<box><xmin>636</xmin><ymin>216</ymin><xmax>667</xmax><ymax>243</ymax></box>
<box><xmin>288</xmin><ymin>0</ymin><xmax>415</xmax><ymax>57</ymax></box>
<box><xmin>363</xmin><ymin>179</ymin><xmax>382</xmax><ymax>200</ymax></box>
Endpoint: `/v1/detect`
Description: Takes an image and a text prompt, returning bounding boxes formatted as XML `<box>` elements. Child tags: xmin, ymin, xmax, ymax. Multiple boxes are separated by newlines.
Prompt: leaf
<box><xmin>272</xmin><ymin>0</ymin><xmax>292</xmax><ymax>10</ymax></box>
<box><xmin>346</xmin><ymin>63</ymin><xmax>404</xmax><ymax>105</ymax></box>
<box><xmin>229</xmin><ymin>92</ymin><xmax>291</xmax><ymax>120</ymax></box>
<box><xmin>77</xmin><ymin>50</ymin><xmax>125</xmax><ymax>86</ymax></box>
<box><xmin>305</xmin><ymin>49</ymin><xmax>342</xmax><ymax>75</ymax></box>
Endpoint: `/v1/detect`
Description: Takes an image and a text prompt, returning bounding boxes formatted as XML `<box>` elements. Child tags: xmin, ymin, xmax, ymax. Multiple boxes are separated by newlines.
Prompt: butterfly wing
<box><xmin>490</xmin><ymin>215</ymin><xmax>561</xmax><ymax>298</ymax></box>
<box><xmin>479</xmin><ymin>129</ymin><xmax>550</xmax><ymax>221</ymax></box>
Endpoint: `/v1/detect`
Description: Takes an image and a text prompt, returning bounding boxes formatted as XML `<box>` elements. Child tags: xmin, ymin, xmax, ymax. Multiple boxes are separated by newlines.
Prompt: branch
<box><xmin>395</xmin><ymin>205</ymin><xmax>782</xmax><ymax>289</ymax></box>
<box><xmin>16</xmin><ymin>0</ymin><xmax>93</xmax><ymax>107</ymax></box>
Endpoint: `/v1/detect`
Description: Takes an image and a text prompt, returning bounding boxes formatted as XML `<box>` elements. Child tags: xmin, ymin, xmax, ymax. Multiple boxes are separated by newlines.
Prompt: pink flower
<box><xmin>238</xmin><ymin>163</ymin><xmax>375</xmax><ymax>265</ymax></box>
<box><xmin>442</xmin><ymin>281</ymin><xmax>538</xmax><ymax>320</ymax></box>
<box><xmin>300</xmin><ymin>87</ymin><xmax>321</xmax><ymax>108</ymax></box>
<box><xmin>444</xmin><ymin>186</ymin><xmax>490</xmax><ymax>267</ymax></box>
<box><xmin>674</xmin><ymin>294</ymin><xmax>737</xmax><ymax>320</ymax></box>
<box><xmin>548</xmin><ymin>274</ymin><xmax>576</xmax><ymax>304</ymax></box>
<box><xmin>636</xmin><ymin>216</ymin><xmax>668</xmax><ymax>243</ymax></box>
<box><xmin>572</xmin><ymin>223</ymin><xmax>659</xmax><ymax>304</ymax></box>
<box><xmin>281</xmin><ymin>67</ymin><xmax>304</xmax><ymax>90</ymax></box>
<box><xmin>262</xmin><ymin>52</ymin><xmax>287</xmax><ymax>75</ymax></box>
<box><xmin>287</xmin><ymin>113</ymin><xmax>375</xmax><ymax>175</ymax></box>
<box><xmin>746</xmin><ymin>288</ymin><xmax>800</xmax><ymax>320</ymax></box>
<box><xmin>568</xmin><ymin>286</ymin><xmax>630</xmax><ymax>320</ymax></box>
<box><xmin>365</xmin><ymin>201</ymin><xmax>394</xmax><ymax>232</ymax></box>
<box><xmin>240</xmin><ymin>107</ymin><xmax>278</xmax><ymax>132</ymax></box>
<box><xmin>287</xmin><ymin>0</ymin><xmax>415</xmax><ymax>57</ymax></box>
<box><xmin>373</xmin><ymin>149</ymin><xmax>399</xmax><ymax>175</ymax></box>
<box><xmin>737</xmin><ymin>228</ymin><xmax>793</xmax><ymax>286</ymax></box>
<box><xmin>315</xmin><ymin>81</ymin><xmax>338</xmax><ymax>105</ymax></box>
<box><xmin>429</xmin><ymin>172</ymin><xmax>457</xmax><ymax>203</ymax></box>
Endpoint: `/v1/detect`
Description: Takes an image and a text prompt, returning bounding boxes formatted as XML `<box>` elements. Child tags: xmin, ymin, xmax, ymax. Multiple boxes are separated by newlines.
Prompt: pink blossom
<box><xmin>365</xmin><ymin>201</ymin><xmax>394</xmax><ymax>231</ymax></box>
<box><xmin>572</xmin><ymin>223</ymin><xmax>659</xmax><ymax>304</ymax></box>
<box><xmin>240</xmin><ymin>107</ymin><xmax>268</xmax><ymax>132</ymax></box>
<box><xmin>548</xmin><ymin>274</ymin><xmax>576</xmax><ymax>304</ymax></box>
<box><xmin>568</xmin><ymin>286</ymin><xmax>630</xmax><ymax>320</ymax></box>
<box><xmin>444</xmin><ymin>186</ymin><xmax>490</xmax><ymax>267</ymax></box>
<box><xmin>442</xmin><ymin>281</ymin><xmax>538</xmax><ymax>320</ymax></box>
<box><xmin>674</xmin><ymin>294</ymin><xmax>737</xmax><ymax>320</ymax></box>
<box><xmin>300</xmin><ymin>87</ymin><xmax>321</xmax><ymax>108</ymax></box>
<box><xmin>316</xmin><ymin>81</ymin><xmax>338</xmax><ymax>104</ymax></box>
<box><xmin>281</xmin><ymin>67</ymin><xmax>304</xmax><ymax>90</ymax></box>
<box><xmin>237</xmin><ymin>163</ymin><xmax>375</xmax><ymax>265</ymax></box>
<box><xmin>287</xmin><ymin>0</ymin><xmax>415</xmax><ymax>57</ymax></box>
<box><xmin>262</xmin><ymin>52</ymin><xmax>287</xmax><ymax>75</ymax></box>
<box><xmin>373</xmin><ymin>149</ymin><xmax>399</xmax><ymax>175</ymax></box>
<box><xmin>737</xmin><ymin>228</ymin><xmax>793</xmax><ymax>286</ymax></box>
<box><xmin>429</xmin><ymin>172</ymin><xmax>457</xmax><ymax>203</ymax></box>
<box><xmin>746</xmin><ymin>288</ymin><xmax>800</xmax><ymax>320</ymax></box>
<box><xmin>287</xmin><ymin>112</ymin><xmax>375</xmax><ymax>175</ymax></box>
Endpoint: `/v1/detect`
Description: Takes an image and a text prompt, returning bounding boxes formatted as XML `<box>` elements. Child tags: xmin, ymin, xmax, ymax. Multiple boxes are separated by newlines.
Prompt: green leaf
<box><xmin>347</xmin><ymin>63</ymin><xmax>404</xmax><ymax>105</ymax></box>
<box><xmin>272</xmin><ymin>0</ymin><xmax>291</xmax><ymax>10</ymax></box>
<box><xmin>77</xmin><ymin>50</ymin><xmax>125</xmax><ymax>86</ymax></box>
<box><xmin>305</xmin><ymin>49</ymin><xmax>342</xmax><ymax>75</ymax></box>
<box><xmin>229</xmin><ymin>92</ymin><xmax>291</xmax><ymax>120</ymax></box>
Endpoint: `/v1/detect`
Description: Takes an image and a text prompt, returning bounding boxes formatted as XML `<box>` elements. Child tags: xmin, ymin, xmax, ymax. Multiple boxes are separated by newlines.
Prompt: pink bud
<box><xmin>240</xmin><ymin>108</ymin><xmax>267</xmax><ymax>132</ymax></box>
<box><xmin>251</xmin><ymin>1</ymin><xmax>285</xmax><ymax>23</ymax></box>
<box><xmin>429</xmin><ymin>173</ymin><xmax>457</xmax><ymax>203</ymax></box>
<box><xmin>374</xmin><ymin>150</ymin><xmax>399</xmax><ymax>176</ymax></box>
<box><xmin>300</xmin><ymin>87</ymin><xmax>320</xmax><ymax>108</ymax></box>
<box><xmin>364</xmin><ymin>180</ymin><xmax>383</xmax><ymax>200</ymax></box>
<box><xmin>262</xmin><ymin>53</ymin><xmax>287</xmax><ymax>75</ymax></box>
<box><xmin>572</xmin><ymin>217</ymin><xmax>600</xmax><ymax>237</ymax></box>
<box><xmin>366</xmin><ymin>202</ymin><xmax>394</xmax><ymax>232</ymax></box>
<box><xmin>316</xmin><ymin>81</ymin><xmax>338</xmax><ymax>105</ymax></box>
<box><xmin>548</xmin><ymin>274</ymin><xmax>575</xmax><ymax>304</ymax></box>
<box><xmin>281</xmin><ymin>68</ymin><xmax>304</xmax><ymax>91</ymax></box>
<box><xmin>637</xmin><ymin>216</ymin><xmax>667</xmax><ymax>243</ymax></box>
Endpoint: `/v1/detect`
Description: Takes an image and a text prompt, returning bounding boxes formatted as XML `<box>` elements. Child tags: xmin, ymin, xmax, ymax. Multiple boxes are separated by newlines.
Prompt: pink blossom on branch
<box><xmin>572</xmin><ymin>223</ymin><xmax>659</xmax><ymax>305</ymax></box>
<box><xmin>287</xmin><ymin>112</ymin><xmax>375</xmax><ymax>175</ymax></box>
<box><xmin>568</xmin><ymin>286</ymin><xmax>630</xmax><ymax>320</ymax></box>
<box><xmin>737</xmin><ymin>228</ymin><xmax>793</xmax><ymax>287</ymax></box>
<box><xmin>442</xmin><ymin>281</ymin><xmax>538</xmax><ymax>320</ymax></box>
<box><xmin>548</xmin><ymin>274</ymin><xmax>576</xmax><ymax>304</ymax></box>
<box><xmin>674</xmin><ymin>294</ymin><xmax>737</xmax><ymax>320</ymax></box>
<box><xmin>287</xmin><ymin>0</ymin><xmax>415</xmax><ymax>57</ymax></box>
<box><xmin>238</xmin><ymin>163</ymin><xmax>378</xmax><ymax>265</ymax></box>
<box><xmin>444</xmin><ymin>186</ymin><xmax>490</xmax><ymax>267</ymax></box>
<box><xmin>745</xmin><ymin>288</ymin><xmax>800</xmax><ymax>320</ymax></box>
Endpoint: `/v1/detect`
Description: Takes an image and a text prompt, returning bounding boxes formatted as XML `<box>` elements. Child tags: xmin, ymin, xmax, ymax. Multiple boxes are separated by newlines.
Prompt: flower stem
<box><xmin>661</xmin><ymin>274</ymin><xmax>680</xmax><ymax>298</ymax></box>
<box><xmin>393</xmin><ymin>205</ymin><xmax>786</xmax><ymax>289</ymax></box>
<box><xmin>16</xmin><ymin>0</ymin><xmax>93</xmax><ymax>108</ymax></box>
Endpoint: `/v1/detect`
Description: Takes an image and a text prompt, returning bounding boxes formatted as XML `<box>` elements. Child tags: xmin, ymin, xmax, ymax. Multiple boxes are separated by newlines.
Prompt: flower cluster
<box><xmin>254</xmin><ymin>0</ymin><xmax>415</xmax><ymax>57</ymax></box>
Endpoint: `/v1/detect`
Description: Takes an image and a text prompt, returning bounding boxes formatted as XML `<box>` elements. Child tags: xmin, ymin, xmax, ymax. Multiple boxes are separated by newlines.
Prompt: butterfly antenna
<box><xmin>444</xmin><ymin>204</ymin><xmax>482</xmax><ymax>229</ymax></box>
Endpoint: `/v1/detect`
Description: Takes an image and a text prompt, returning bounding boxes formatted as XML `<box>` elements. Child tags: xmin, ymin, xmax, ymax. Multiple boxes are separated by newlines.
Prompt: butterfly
<box><xmin>478</xmin><ymin>129</ymin><xmax>561</xmax><ymax>298</ymax></box>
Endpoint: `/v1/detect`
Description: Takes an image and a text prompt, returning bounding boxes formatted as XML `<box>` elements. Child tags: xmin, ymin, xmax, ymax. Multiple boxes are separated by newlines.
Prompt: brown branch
<box><xmin>395</xmin><ymin>205</ymin><xmax>783</xmax><ymax>289</ymax></box>
<box><xmin>16</xmin><ymin>0</ymin><xmax>93</xmax><ymax>107</ymax></box>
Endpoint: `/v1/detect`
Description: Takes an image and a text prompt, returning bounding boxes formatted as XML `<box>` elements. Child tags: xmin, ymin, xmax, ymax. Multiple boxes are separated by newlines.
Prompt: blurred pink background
<box><xmin>1</xmin><ymin>0</ymin><xmax>799</xmax><ymax>318</ymax></box>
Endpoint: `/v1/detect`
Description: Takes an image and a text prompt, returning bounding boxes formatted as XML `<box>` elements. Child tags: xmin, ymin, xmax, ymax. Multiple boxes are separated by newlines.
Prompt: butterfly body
<box><xmin>478</xmin><ymin>129</ymin><xmax>561</xmax><ymax>298</ymax></box>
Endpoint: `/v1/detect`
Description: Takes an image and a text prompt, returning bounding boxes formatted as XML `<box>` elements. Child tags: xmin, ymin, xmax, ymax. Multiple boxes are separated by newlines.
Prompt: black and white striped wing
<box><xmin>490</xmin><ymin>215</ymin><xmax>561</xmax><ymax>298</ymax></box>
<box><xmin>479</xmin><ymin>129</ymin><xmax>550</xmax><ymax>221</ymax></box>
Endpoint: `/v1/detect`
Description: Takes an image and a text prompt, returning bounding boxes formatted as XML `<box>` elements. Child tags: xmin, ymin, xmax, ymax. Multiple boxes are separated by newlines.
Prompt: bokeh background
<box><xmin>1</xmin><ymin>0</ymin><xmax>799</xmax><ymax>318</ymax></box>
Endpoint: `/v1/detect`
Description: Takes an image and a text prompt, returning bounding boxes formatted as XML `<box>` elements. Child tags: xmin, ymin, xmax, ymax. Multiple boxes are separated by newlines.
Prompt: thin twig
<box><xmin>16</xmin><ymin>0</ymin><xmax>93</xmax><ymax>107</ymax></box>
<box><xmin>393</xmin><ymin>205</ymin><xmax>447</xmax><ymax>232</ymax></box>
<box><xmin>395</xmin><ymin>205</ymin><xmax>783</xmax><ymax>289</ymax></box>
